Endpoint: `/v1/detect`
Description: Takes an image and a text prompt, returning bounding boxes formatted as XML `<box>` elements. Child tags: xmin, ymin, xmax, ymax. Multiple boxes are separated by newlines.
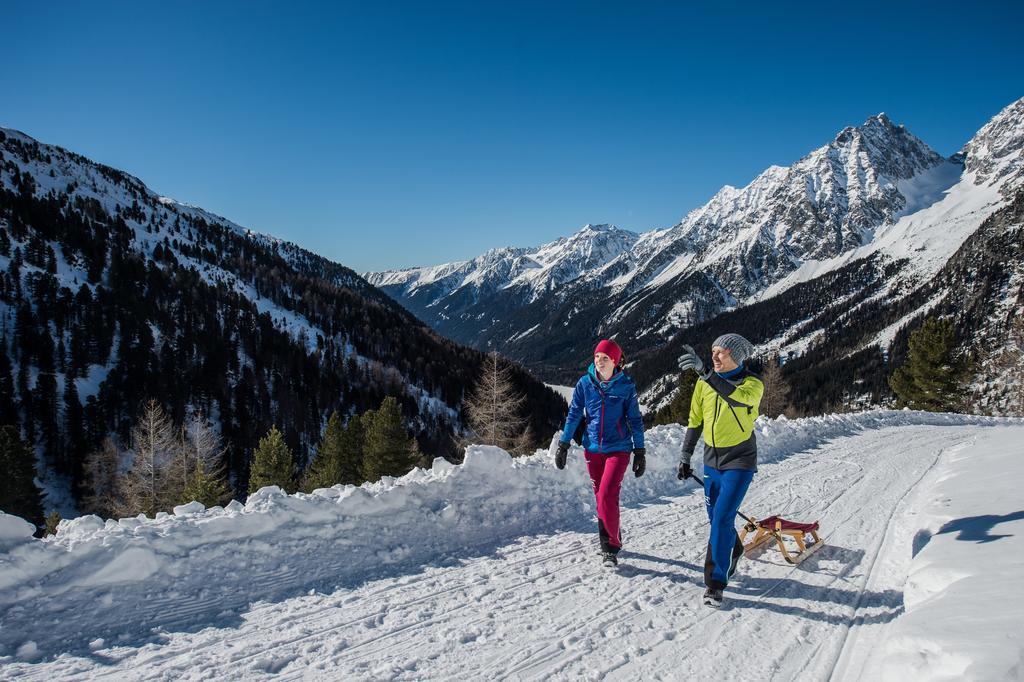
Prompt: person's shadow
<box><xmin>913</xmin><ymin>510</ymin><xmax>1024</xmax><ymax>555</ymax></box>
<box><xmin>936</xmin><ymin>510</ymin><xmax>1024</xmax><ymax>543</ymax></box>
<box><xmin>622</xmin><ymin>545</ymin><xmax>902</xmax><ymax>625</ymax></box>
<box><xmin>617</xmin><ymin>552</ymin><xmax>703</xmax><ymax>584</ymax></box>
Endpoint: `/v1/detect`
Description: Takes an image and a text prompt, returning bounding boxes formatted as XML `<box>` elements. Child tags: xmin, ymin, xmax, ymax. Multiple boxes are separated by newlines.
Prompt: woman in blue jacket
<box><xmin>555</xmin><ymin>339</ymin><xmax>646</xmax><ymax>567</ymax></box>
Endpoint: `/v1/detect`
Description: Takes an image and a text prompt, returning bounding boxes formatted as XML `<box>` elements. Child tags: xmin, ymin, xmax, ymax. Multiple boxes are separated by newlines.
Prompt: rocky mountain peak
<box><xmin>960</xmin><ymin>96</ymin><xmax>1024</xmax><ymax>191</ymax></box>
<box><xmin>828</xmin><ymin>112</ymin><xmax>944</xmax><ymax>181</ymax></box>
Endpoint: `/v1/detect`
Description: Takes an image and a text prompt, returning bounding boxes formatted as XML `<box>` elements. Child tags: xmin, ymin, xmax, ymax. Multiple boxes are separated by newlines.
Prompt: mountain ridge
<box><xmin>367</xmin><ymin>107</ymin><xmax>984</xmax><ymax>373</ymax></box>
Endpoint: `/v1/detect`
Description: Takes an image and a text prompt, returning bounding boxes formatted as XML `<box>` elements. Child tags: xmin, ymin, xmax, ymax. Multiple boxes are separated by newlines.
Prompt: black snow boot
<box><xmin>703</xmin><ymin>587</ymin><xmax>723</xmax><ymax>608</ymax></box>
<box><xmin>601</xmin><ymin>550</ymin><xmax>618</xmax><ymax>568</ymax></box>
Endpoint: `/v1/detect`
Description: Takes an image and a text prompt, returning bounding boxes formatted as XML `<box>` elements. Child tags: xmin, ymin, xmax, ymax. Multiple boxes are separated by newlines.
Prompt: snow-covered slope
<box><xmin>757</xmin><ymin>98</ymin><xmax>1024</xmax><ymax>303</ymax></box>
<box><xmin>1</xmin><ymin>411</ymin><xmax>1021</xmax><ymax>679</ymax></box>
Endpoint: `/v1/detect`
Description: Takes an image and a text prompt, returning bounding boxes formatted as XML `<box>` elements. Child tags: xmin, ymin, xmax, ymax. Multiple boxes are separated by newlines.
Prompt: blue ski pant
<box><xmin>704</xmin><ymin>465</ymin><xmax>754</xmax><ymax>589</ymax></box>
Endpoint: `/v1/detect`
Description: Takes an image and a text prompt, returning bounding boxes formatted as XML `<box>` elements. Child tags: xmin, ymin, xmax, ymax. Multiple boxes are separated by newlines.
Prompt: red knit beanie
<box><xmin>594</xmin><ymin>339</ymin><xmax>623</xmax><ymax>366</ymax></box>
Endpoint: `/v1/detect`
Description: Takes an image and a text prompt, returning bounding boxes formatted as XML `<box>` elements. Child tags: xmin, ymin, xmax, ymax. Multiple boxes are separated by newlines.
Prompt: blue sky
<box><xmin>5</xmin><ymin>1</ymin><xmax>1023</xmax><ymax>272</ymax></box>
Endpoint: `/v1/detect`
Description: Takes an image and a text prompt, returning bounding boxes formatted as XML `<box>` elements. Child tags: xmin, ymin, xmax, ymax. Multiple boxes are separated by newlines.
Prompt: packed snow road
<box><xmin>2</xmin><ymin>414</ymin><xmax>1022</xmax><ymax>680</ymax></box>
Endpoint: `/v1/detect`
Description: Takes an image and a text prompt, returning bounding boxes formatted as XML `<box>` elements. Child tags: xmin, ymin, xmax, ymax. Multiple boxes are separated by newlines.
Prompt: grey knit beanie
<box><xmin>712</xmin><ymin>333</ymin><xmax>754</xmax><ymax>364</ymax></box>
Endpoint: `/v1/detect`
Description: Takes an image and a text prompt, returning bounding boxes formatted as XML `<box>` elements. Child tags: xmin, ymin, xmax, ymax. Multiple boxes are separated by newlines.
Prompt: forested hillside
<box><xmin>0</xmin><ymin>128</ymin><xmax>566</xmax><ymax>512</ymax></box>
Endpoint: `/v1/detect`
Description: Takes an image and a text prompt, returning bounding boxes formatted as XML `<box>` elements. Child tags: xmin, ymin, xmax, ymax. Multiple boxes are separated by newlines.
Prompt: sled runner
<box><xmin>738</xmin><ymin>515</ymin><xmax>823</xmax><ymax>564</ymax></box>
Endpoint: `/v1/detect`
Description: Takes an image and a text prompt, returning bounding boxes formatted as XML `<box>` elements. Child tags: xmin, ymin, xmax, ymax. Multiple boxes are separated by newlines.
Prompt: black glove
<box><xmin>678</xmin><ymin>344</ymin><xmax>710</xmax><ymax>380</ymax></box>
<box><xmin>555</xmin><ymin>441</ymin><xmax>569</xmax><ymax>470</ymax></box>
<box><xmin>677</xmin><ymin>461</ymin><xmax>693</xmax><ymax>481</ymax></box>
<box><xmin>632</xmin><ymin>448</ymin><xmax>646</xmax><ymax>478</ymax></box>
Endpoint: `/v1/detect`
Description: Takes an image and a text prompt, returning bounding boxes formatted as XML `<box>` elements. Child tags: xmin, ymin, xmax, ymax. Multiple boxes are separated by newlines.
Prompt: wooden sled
<box><xmin>739</xmin><ymin>515</ymin><xmax>824</xmax><ymax>564</ymax></box>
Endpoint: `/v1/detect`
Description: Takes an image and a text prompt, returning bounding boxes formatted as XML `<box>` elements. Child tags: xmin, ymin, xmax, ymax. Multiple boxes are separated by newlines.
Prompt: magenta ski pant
<box><xmin>584</xmin><ymin>451</ymin><xmax>631</xmax><ymax>554</ymax></box>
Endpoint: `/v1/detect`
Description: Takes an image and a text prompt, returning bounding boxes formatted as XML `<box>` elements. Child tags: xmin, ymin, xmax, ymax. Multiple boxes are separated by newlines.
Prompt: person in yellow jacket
<box><xmin>677</xmin><ymin>333</ymin><xmax>763</xmax><ymax>608</ymax></box>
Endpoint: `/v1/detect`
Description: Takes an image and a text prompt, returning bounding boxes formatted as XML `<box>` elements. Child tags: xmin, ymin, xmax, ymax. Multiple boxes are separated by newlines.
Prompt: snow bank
<box><xmin>0</xmin><ymin>514</ymin><xmax>35</xmax><ymax>551</ymax></box>
<box><xmin>0</xmin><ymin>410</ymin><xmax>1013</xmax><ymax>659</ymax></box>
<box><xmin>866</xmin><ymin>425</ymin><xmax>1024</xmax><ymax>681</ymax></box>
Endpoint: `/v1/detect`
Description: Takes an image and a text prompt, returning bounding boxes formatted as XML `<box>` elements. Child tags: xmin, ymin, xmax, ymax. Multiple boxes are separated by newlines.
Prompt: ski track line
<box><xmin>15</xmin><ymin>543</ymin><xmax>586</xmax><ymax>681</ymax></box>
<box><xmin>750</xmin><ymin>427</ymin><xmax>971</xmax><ymax>681</ymax></box>
<box><xmin>296</xmin><ymin>553</ymin><xmax>611</xmax><ymax>680</ymax></box>
<box><xmin>498</xmin><ymin>569</ymin><xmax>656</xmax><ymax>680</ymax></box>
<box><xmin>364</xmin><ymin>557</ymin><xmax>630</xmax><ymax>675</ymax></box>
<box><xmin>287</xmin><ymin>547</ymin><xmax>592</xmax><ymax>668</ymax></box>
<box><xmin>753</xmin><ymin>431</ymin><xmax>928</xmax><ymax>678</ymax></box>
<box><xmin>476</xmin><ymin>488</ymin><xmax>716</xmax><ymax>680</ymax></box>
<box><xmin>85</xmin><ymin>543</ymin><xmax>589</xmax><ymax>681</ymax></box>
<box><xmin>826</xmin><ymin>434</ymin><xmax>975</xmax><ymax>681</ymax></box>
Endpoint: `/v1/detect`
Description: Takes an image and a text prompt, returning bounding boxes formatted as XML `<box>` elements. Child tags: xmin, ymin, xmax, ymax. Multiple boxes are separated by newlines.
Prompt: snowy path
<box><xmin>5</xmin><ymin>420</ymin><xmax>1012</xmax><ymax>680</ymax></box>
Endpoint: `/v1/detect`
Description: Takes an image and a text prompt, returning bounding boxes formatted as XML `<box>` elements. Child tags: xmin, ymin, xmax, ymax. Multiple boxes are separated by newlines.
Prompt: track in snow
<box><xmin>3</xmin><ymin>424</ymin><xmax>987</xmax><ymax>680</ymax></box>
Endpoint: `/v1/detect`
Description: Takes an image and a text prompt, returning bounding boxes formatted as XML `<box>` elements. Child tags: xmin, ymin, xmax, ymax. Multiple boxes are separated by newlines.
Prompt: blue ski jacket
<box><xmin>560</xmin><ymin>364</ymin><xmax>645</xmax><ymax>454</ymax></box>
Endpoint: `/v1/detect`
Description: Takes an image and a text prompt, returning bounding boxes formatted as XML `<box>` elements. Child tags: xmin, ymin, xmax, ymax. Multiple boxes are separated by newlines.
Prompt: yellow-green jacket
<box><xmin>682</xmin><ymin>365</ymin><xmax>764</xmax><ymax>471</ymax></box>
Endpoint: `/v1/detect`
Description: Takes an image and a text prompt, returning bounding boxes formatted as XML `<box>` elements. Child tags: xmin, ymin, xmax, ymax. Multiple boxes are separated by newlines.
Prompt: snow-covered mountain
<box><xmin>632</xmin><ymin>97</ymin><xmax>1024</xmax><ymax>414</ymax></box>
<box><xmin>369</xmin><ymin>100</ymin><xmax>1023</xmax><ymax>386</ymax></box>
<box><xmin>367</xmin><ymin>223</ymin><xmax>641</xmax><ymax>353</ymax></box>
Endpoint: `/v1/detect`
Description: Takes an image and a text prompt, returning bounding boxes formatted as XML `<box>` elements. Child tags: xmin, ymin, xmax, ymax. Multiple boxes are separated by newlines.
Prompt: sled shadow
<box><xmin>748</xmin><ymin>543</ymin><xmax>867</xmax><ymax>579</ymax></box>
<box><xmin>727</xmin><ymin>543</ymin><xmax>903</xmax><ymax>624</ymax></box>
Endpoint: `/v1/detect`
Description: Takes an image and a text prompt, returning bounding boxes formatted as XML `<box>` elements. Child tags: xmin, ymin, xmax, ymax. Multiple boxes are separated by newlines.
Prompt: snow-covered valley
<box><xmin>2</xmin><ymin>411</ymin><xmax>1021</xmax><ymax>680</ymax></box>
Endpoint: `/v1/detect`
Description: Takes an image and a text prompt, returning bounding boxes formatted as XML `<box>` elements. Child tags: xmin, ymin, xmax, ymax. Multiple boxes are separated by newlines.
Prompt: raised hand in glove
<box><xmin>632</xmin><ymin>448</ymin><xmax>646</xmax><ymax>478</ymax></box>
<box><xmin>555</xmin><ymin>441</ymin><xmax>569</xmax><ymax>470</ymax></box>
<box><xmin>678</xmin><ymin>344</ymin><xmax>710</xmax><ymax>379</ymax></box>
<box><xmin>677</xmin><ymin>461</ymin><xmax>693</xmax><ymax>481</ymax></box>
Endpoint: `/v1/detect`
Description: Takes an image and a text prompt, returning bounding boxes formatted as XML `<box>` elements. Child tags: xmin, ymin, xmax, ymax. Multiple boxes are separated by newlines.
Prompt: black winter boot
<box><xmin>703</xmin><ymin>587</ymin><xmax>723</xmax><ymax>608</ymax></box>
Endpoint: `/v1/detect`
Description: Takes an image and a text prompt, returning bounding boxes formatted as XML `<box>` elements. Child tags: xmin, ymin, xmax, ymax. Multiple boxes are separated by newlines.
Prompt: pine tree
<box><xmin>302</xmin><ymin>411</ymin><xmax>346</xmax><ymax>492</ymax></box>
<box><xmin>338</xmin><ymin>413</ymin><xmax>365</xmax><ymax>485</ymax></box>
<box><xmin>890</xmin><ymin>317</ymin><xmax>969</xmax><ymax>412</ymax></box>
<box><xmin>462</xmin><ymin>351</ymin><xmax>533</xmax><ymax>455</ymax></box>
<box><xmin>44</xmin><ymin>510</ymin><xmax>61</xmax><ymax>537</ymax></box>
<box><xmin>363</xmin><ymin>397</ymin><xmax>415</xmax><ymax>481</ymax></box>
<box><xmin>16</xmin><ymin>362</ymin><xmax>33</xmax><ymax>444</ymax></box>
<box><xmin>248</xmin><ymin>425</ymin><xmax>296</xmax><ymax>495</ymax></box>
<box><xmin>34</xmin><ymin>371</ymin><xmax>60</xmax><ymax>469</ymax></box>
<box><xmin>759</xmin><ymin>355</ymin><xmax>792</xmax><ymax>419</ymax></box>
<box><xmin>0</xmin><ymin>425</ymin><xmax>45</xmax><ymax>529</ymax></box>
<box><xmin>0</xmin><ymin>335</ymin><xmax>17</xmax><ymax>429</ymax></box>
<box><xmin>81</xmin><ymin>437</ymin><xmax>121</xmax><ymax>518</ymax></box>
<box><xmin>408</xmin><ymin>435</ymin><xmax>431</xmax><ymax>470</ymax></box>
<box><xmin>180</xmin><ymin>458</ymin><xmax>233</xmax><ymax>508</ymax></box>
<box><xmin>653</xmin><ymin>371</ymin><xmax>698</xmax><ymax>426</ymax></box>
<box><xmin>62</xmin><ymin>376</ymin><xmax>84</xmax><ymax>478</ymax></box>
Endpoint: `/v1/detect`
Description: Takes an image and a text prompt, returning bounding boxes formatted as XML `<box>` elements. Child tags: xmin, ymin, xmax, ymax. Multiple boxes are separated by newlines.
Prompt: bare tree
<box><xmin>759</xmin><ymin>355</ymin><xmax>792</xmax><ymax>419</ymax></box>
<box><xmin>462</xmin><ymin>351</ymin><xmax>534</xmax><ymax>455</ymax></box>
<box><xmin>170</xmin><ymin>413</ymin><xmax>232</xmax><ymax>505</ymax></box>
<box><xmin>118</xmin><ymin>399</ymin><xmax>178</xmax><ymax>517</ymax></box>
